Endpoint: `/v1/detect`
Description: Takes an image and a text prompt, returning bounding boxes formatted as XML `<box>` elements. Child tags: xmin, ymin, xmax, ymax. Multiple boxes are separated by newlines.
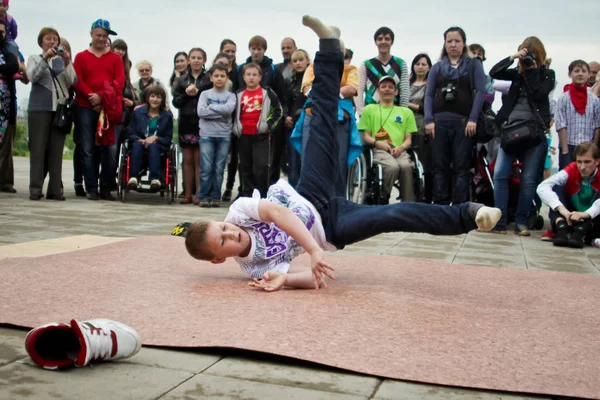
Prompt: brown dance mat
<box><xmin>1</xmin><ymin>236</ymin><xmax>599</xmax><ymax>399</ymax></box>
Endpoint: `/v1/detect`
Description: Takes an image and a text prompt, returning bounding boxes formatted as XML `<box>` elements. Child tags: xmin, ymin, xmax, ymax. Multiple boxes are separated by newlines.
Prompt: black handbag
<box><xmin>48</xmin><ymin>63</ymin><xmax>75</xmax><ymax>134</ymax></box>
<box><xmin>500</xmin><ymin>75</ymin><xmax>546</xmax><ymax>152</ymax></box>
<box><xmin>468</xmin><ymin>59</ymin><xmax>500</xmax><ymax>144</ymax></box>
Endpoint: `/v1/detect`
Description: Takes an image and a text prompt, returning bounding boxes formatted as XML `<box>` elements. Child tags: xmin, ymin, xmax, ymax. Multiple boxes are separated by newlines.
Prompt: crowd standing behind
<box><xmin>1</xmin><ymin>14</ymin><xmax>600</xmax><ymax>248</ymax></box>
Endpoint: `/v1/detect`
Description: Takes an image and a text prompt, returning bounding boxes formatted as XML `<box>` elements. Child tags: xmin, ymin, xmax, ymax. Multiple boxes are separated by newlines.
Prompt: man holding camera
<box><xmin>73</xmin><ymin>19</ymin><xmax>124</xmax><ymax>201</ymax></box>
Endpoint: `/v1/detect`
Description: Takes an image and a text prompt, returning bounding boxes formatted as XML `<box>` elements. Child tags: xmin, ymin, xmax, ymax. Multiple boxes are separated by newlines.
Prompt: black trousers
<box><xmin>238</xmin><ymin>133</ymin><xmax>270</xmax><ymax>198</ymax></box>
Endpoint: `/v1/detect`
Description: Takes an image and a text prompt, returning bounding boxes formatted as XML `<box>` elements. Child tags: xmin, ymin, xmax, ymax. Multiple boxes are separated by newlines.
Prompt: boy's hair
<box><xmin>143</xmin><ymin>84</ymin><xmax>167</xmax><ymax>110</ymax></box>
<box><xmin>574</xmin><ymin>143</ymin><xmax>600</xmax><ymax>159</ymax></box>
<box><xmin>344</xmin><ymin>48</ymin><xmax>353</xmax><ymax>60</ymax></box>
<box><xmin>185</xmin><ymin>221</ymin><xmax>214</xmax><ymax>261</ymax></box>
<box><xmin>37</xmin><ymin>27</ymin><xmax>60</xmax><ymax>47</ymax></box>
<box><xmin>248</xmin><ymin>35</ymin><xmax>267</xmax><ymax>50</ymax></box>
<box><xmin>242</xmin><ymin>62</ymin><xmax>262</xmax><ymax>75</ymax></box>
<box><xmin>568</xmin><ymin>59</ymin><xmax>590</xmax><ymax>74</ymax></box>
<box><xmin>374</xmin><ymin>27</ymin><xmax>394</xmax><ymax>44</ymax></box>
<box><xmin>468</xmin><ymin>43</ymin><xmax>486</xmax><ymax>61</ymax></box>
<box><xmin>209</xmin><ymin>64</ymin><xmax>228</xmax><ymax>76</ymax></box>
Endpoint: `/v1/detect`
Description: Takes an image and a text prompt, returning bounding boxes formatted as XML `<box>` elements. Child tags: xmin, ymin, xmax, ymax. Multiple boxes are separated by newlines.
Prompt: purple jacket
<box><xmin>0</xmin><ymin>14</ymin><xmax>17</xmax><ymax>42</ymax></box>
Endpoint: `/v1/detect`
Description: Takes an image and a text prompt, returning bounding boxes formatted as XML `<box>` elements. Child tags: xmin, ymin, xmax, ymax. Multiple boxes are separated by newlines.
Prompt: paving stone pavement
<box><xmin>0</xmin><ymin>157</ymin><xmax>596</xmax><ymax>399</ymax></box>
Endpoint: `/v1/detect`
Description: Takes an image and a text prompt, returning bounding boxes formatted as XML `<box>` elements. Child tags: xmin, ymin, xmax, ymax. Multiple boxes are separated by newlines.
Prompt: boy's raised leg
<box><xmin>295</xmin><ymin>16</ymin><xmax>344</xmax><ymax>212</ymax></box>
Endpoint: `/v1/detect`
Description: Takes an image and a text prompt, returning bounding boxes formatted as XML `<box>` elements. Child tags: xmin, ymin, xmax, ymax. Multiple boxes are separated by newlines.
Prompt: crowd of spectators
<box><xmin>0</xmin><ymin>9</ymin><xmax>599</xmax><ymax>248</ymax></box>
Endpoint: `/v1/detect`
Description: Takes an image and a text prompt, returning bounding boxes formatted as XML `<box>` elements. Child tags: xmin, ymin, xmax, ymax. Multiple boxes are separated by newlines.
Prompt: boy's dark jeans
<box><xmin>238</xmin><ymin>133</ymin><xmax>270</xmax><ymax>198</ymax></box>
<box><xmin>431</xmin><ymin>118</ymin><xmax>474</xmax><ymax>205</ymax></box>
<box><xmin>548</xmin><ymin>186</ymin><xmax>600</xmax><ymax>243</ymax></box>
<box><xmin>295</xmin><ymin>39</ymin><xmax>478</xmax><ymax>249</ymax></box>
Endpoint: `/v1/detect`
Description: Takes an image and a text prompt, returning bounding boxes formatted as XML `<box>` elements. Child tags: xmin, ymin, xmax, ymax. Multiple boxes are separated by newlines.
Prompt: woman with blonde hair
<box><xmin>489</xmin><ymin>36</ymin><xmax>555</xmax><ymax>235</ymax></box>
<box><xmin>133</xmin><ymin>60</ymin><xmax>168</xmax><ymax>102</ymax></box>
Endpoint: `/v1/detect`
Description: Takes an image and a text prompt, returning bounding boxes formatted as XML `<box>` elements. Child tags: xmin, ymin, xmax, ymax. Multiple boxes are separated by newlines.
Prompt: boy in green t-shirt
<box><xmin>358</xmin><ymin>75</ymin><xmax>417</xmax><ymax>202</ymax></box>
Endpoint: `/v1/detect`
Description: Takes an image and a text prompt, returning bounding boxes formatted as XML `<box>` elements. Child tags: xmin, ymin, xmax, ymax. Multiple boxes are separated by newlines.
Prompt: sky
<box><xmin>11</xmin><ymin>0</ymin><xmax>600</xmax><ymax>113</ymax></box>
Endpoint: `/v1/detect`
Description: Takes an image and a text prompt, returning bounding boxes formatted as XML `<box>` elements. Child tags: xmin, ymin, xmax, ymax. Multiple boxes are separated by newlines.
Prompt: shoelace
<box><xmin>86</xmin><ymin>328</ymin><xmax>114</xmax><ymax>361</ymax></box>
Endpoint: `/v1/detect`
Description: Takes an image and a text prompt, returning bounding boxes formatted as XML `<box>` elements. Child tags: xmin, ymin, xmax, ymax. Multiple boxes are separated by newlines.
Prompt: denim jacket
<box><xmin>127</xmin><ymin>105</ymin><xmax>173</xmax><ymax>148</ymax></box>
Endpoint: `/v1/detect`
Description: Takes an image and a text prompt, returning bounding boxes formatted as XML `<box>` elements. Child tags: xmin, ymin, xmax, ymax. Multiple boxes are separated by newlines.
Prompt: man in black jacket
<box><xmin>275</xmin><ymin>37</ymin><xmax>297</xmax><ymax>83</ymax></box>
<box><xmin>0</xmin><ymin>20</ymin><xmax>19</xmax><ymax>194</ymax></box>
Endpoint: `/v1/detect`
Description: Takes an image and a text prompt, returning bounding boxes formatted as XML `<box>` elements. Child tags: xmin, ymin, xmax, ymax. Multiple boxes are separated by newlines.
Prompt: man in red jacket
<box><xmin>73</xmin><ymin>19</ymin><xmax>124</xmax><ymax>200</ymax></box>
<box><xmin>537</xmin><ymin>142</ymin><xmax>600</xmax><ymax>248</ymax></box>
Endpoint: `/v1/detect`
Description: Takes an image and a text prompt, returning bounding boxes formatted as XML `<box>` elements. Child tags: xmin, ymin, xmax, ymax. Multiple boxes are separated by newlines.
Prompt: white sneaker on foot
<box><xmin>475</xmin><ymin>206</ymin><xmax>502</xmax><ymax>232</ymax></box>
<box><xmin>25</xmin><ymin>319</ymin><xmax>142</xmax><ymax>369</ymax></box>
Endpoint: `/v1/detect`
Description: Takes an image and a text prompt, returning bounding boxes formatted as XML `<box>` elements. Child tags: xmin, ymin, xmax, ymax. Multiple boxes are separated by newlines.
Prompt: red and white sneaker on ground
<box><xmin>540</xmin><ymin>229</ymin><xmax>556</xmax><ymax>242</ymax></box>
<box><xmin>25</xmin><ymin>319</ymin><xmax>142</xmax><ymax>369</ymax></box>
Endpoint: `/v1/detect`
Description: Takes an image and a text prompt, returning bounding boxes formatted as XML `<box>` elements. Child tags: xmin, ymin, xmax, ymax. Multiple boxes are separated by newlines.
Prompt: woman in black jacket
<box><xmin>489</xmin><ymin>36</ymin><xmax>555</xmax><ymax>235</ymax></box>
<box><xmin>172</xmin><ymin>47</ymin><xmax>210</xmax><ymax>204</ymax></box>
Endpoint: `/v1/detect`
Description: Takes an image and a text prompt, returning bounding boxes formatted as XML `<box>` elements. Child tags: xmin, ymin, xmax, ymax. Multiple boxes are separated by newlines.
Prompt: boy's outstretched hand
<box><xmin>311</xmin><ymin>250</ymin><xmax>335</xmax><ymax>289</ymax></box>
<box><xmin>248</xmin><ymin>271</ymin><xmax>286</xmax><ymax>292</ymax></box>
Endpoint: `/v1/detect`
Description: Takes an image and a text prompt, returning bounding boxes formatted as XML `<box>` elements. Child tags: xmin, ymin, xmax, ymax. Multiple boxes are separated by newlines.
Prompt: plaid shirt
<box><xmin>555</xmin><ymin>91</ymin><xmax>600</xmax><ymax>145</ymax></box>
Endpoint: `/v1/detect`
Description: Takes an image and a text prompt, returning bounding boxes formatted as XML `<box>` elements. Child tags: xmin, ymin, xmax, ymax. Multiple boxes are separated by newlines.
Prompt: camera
<box><xmin>522</xmin><ymin>50</ymin><xmax>537</xmax><ymax>68</ymax></box>
<box><xmin>442</xmin><ymin>83</ymin><xmax>456</xmax><ymax>103</ymax></box>
<box><xmin>55</xmin><ymin>46</ymin><xmax>64</xmax><ymax>55</ymax></box>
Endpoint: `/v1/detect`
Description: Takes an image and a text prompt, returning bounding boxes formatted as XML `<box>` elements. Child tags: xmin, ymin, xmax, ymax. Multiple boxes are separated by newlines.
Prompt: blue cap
<box><xmin>91</xmin><ymin>19</ymin><xmax>117</xmax><ymax>36</ymax></box>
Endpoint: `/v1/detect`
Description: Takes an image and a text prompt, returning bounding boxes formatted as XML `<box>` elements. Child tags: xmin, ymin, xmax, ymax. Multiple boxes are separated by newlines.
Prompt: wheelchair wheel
<box><xmin>346</xmin><ymin>153</ymin><xmax>367</xmax><ymax>204</ymax></box>
<box><xmin>411</xmin><ymin>151</ymin><xmax>426</xmax><ymax>203</ymax></box>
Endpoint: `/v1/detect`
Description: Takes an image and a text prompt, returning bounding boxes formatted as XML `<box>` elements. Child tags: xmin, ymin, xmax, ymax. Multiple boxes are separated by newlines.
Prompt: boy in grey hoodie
<box><xmin>197</xmin><ymin>64</ymin><xmax>237</xmax><ymax>207</ymax></box>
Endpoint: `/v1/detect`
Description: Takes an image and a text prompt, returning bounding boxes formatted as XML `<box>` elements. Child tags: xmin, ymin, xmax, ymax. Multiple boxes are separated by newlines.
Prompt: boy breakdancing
<box><xmin>184</xmin><ymin>16</ymin><xmax>501</xmax><ymax>292</ymax></box>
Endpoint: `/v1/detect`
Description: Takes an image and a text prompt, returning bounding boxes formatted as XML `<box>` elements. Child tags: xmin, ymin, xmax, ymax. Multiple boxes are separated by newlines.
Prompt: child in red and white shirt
<box><xmin>232</xmin><ymin>63</ymin><xmax>282</xmax><ymax>198</ymax></box>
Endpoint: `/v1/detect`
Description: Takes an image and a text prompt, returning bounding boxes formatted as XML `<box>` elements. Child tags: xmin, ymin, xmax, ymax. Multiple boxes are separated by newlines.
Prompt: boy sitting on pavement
<box><xmin>184</xmin><ymin>15</ymin><xmax>501</xmax><ymax>292</ymax></box>
<box><xmin>537</xmin><ymin>142</ymin><xmax>600</xmax><ymax>248</ymax></box>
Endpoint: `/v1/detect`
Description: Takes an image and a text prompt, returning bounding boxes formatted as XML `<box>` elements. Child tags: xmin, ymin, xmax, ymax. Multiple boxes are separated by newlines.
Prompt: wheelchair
<box><xmin>116</xmin><ymin>140</ymin><xmax>179</xmax><ymax>203</ymax></box>
<box><xmin>346</xmin><ymin>145</ymin><xmax>426</xmax><ymax>205</ymax></box>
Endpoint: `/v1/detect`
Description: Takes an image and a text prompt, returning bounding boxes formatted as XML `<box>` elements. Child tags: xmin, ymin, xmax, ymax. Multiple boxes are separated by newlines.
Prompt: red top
<box><xmin>240</xmin><ymin>87</ymin><xmax>263</xmax><ymax>135</ymax></box>
<box><xmin>73</xmin><ymin>50</ymin><xmax>125</xmax><ymax>109</ymax></box>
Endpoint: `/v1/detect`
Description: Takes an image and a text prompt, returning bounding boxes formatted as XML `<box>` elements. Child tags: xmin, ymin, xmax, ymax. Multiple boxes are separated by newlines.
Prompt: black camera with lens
<box><xmin>441</xmin><ymin>83</ymin><xmax>457</xmax><ymax>103</ymax></box>
<box><xmin>522</xmin><ymin>50</ymin><xmax>537</xmax><ymax>68</ymax></box>
<box><xmin>54</xmin><ymin>46</ymin><xmax>64</xmax><ymax>55</ymax></box>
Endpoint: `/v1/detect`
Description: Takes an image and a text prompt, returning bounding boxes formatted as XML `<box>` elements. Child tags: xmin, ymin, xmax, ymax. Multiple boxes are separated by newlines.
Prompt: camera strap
<box><xmin>44</xmin><ymin>57</ymin><xmax>69</xmax><ymax>103</ymax></box>
<box><xmin>520</xmin><ymin>74</ymin><xmax>547</xmax><ymax>130</ymax></box>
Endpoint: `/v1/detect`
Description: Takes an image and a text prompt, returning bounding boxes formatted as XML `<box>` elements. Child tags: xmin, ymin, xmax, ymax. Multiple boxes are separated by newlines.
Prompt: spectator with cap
<box><xmin>356</xmin><ymin>27</ymin><xmax>409</xmax><ymax>116</ymax></box>
<box><xmin>0</xmin><ymin>18</ymin><xmax>19</xmax><ymax>194</ymax></box>
<box><xmin>73</xmin><ymin>19</ymin><xmax>124</xmax><ymax>201</ymax></box>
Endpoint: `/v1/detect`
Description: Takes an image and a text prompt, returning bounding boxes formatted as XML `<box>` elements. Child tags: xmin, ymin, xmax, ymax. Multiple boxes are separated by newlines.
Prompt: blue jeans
<box><xmin>130</xmin><ymin>141</ymin><xmax>162</xmax><ymax>181</ymax></box>
<box><xmin>198</xmin><ymin>136</ymin><xmax>231</xmax><ymax>200</ymax></box>
<box><xmin>75</xmin><ymin>107</ymin><xmax>117</xmax><ymax>193</ymax></box>
<box><xmin>493</xmin><ymin>140</ymin><xmax>547</xmax><ymax>229</ymax></box>
<box><xmin>431</xmin><ymin>118</ymin><xmax>474</xmax><ymax>205</ymax></box>
<box><xmin>295</xmin><ymin>39</ymin><xmax>479</xmax><ymax>249</ymax></box>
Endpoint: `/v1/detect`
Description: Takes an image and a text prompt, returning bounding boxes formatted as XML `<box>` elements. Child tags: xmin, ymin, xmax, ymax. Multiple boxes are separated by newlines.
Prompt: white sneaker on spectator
<box><xmin>25</xmin><ymin>319</ymin><xmax>142</xmax><ymax>369</ymax></box>
<box><xmin>127</xmin><ymin>177</ymin><xmax>138</xmax><ymax>190</ymax></box>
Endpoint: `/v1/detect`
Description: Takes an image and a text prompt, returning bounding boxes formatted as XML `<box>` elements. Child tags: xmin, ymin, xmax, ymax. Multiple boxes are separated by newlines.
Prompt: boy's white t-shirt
<box><xmin>225</xmin><ymin>179</ymin><xmax>336</xmax><ymax>279</ymax></box>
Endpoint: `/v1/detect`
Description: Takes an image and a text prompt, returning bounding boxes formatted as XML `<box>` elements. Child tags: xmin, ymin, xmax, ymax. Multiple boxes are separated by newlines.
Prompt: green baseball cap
<box><xmin>91</xmin><ymin>19</ymin><xmax>117</xmax><ymax>36</ymax></box>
